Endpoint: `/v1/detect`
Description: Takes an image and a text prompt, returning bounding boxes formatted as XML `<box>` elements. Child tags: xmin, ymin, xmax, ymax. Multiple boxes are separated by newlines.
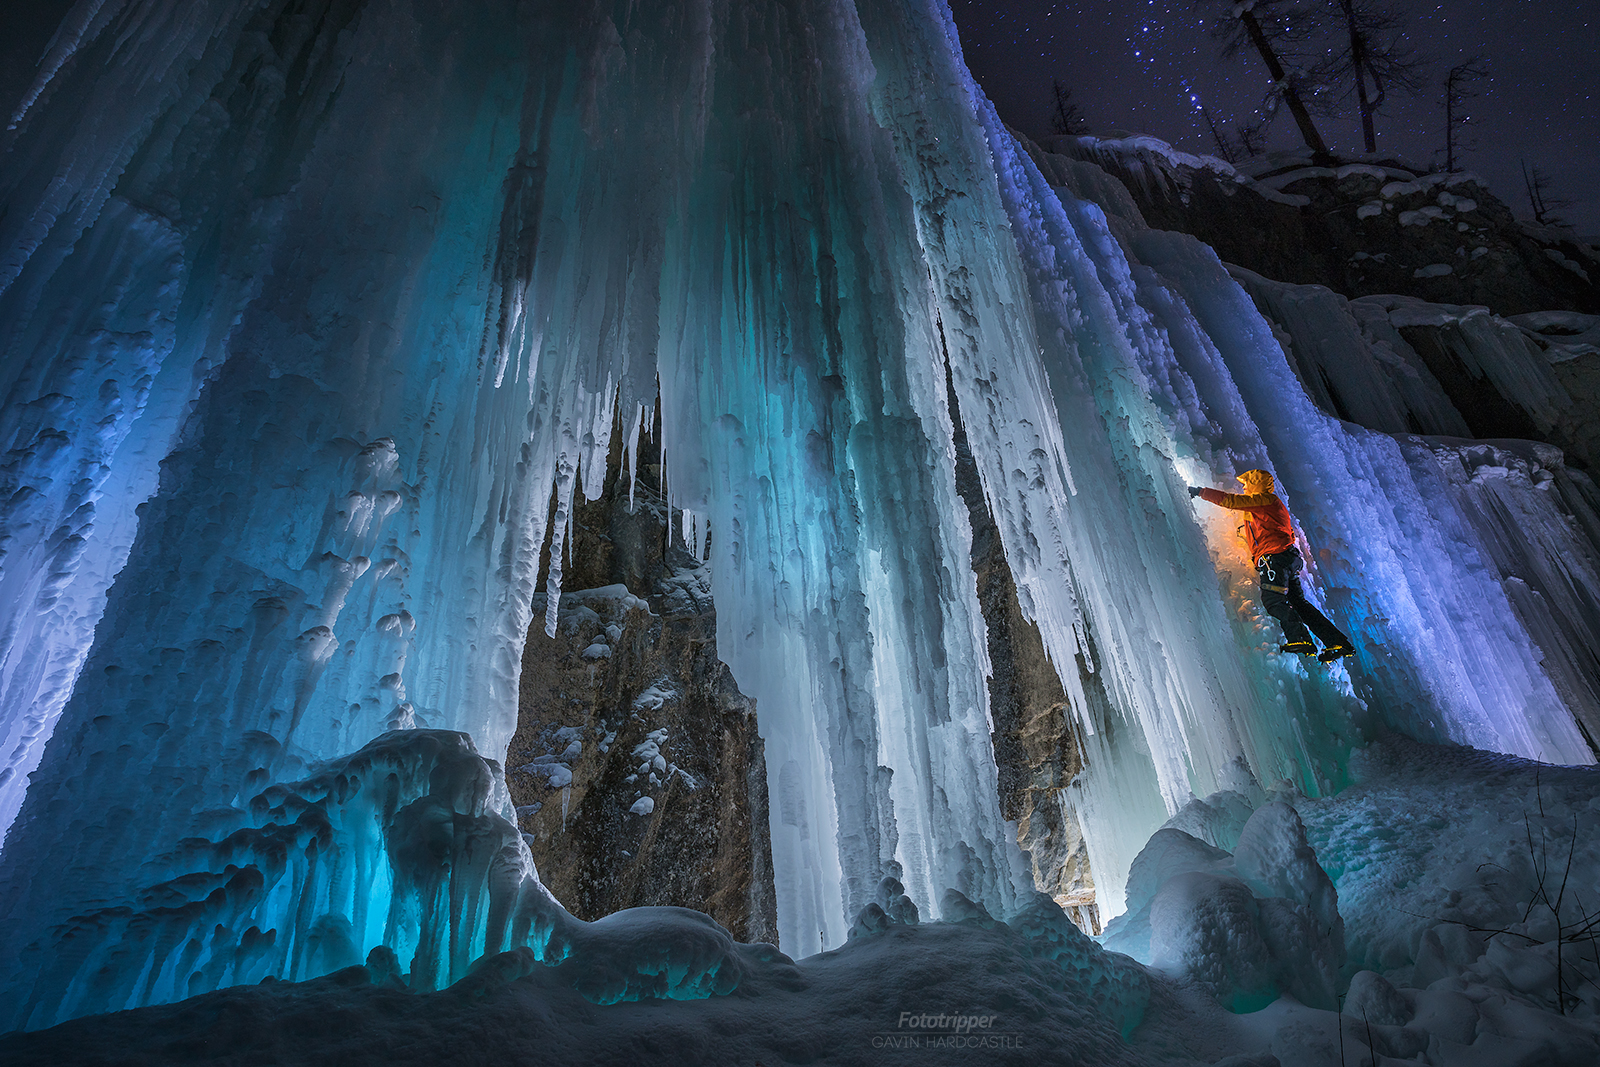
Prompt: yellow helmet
<box><xmin>1237</xmin><ymin>469</ymin><xmax>1275</xmax><ymax>492</ymax></box>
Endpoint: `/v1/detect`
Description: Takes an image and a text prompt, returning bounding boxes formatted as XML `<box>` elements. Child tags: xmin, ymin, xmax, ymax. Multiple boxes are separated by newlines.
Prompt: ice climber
<box><xmin>1188</xmin><ymin>469</ymin><xmax>1354</xmax><ymax>663</ymax></box>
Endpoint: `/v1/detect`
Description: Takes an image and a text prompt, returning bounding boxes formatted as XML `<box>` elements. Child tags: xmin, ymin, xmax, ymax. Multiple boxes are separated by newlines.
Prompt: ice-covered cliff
<box><xmin>2</xmin><ymin>0</ymin><xmax>1597</xmax><ymax>1031</ymax></box>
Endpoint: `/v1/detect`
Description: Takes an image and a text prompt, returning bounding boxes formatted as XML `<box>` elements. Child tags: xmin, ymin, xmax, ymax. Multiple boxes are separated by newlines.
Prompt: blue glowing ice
<box><xmin>1</xmin><ymin>0</ymin><xmax>1596</xmax><ymax>1031</ymax></box>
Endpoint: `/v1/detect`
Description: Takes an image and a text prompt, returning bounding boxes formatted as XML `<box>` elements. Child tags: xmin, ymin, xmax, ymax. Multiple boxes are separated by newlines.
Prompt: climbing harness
<box><xmin>1256</xmin><ymin>548</ymin><xmax>1299</xmax><ymax>593</ymax></box>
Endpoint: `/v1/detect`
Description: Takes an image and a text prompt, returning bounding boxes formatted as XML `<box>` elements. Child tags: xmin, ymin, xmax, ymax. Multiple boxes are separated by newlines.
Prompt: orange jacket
<box><xmin>1198</xmin><ymin>469</ymin><xmax>1296</xmax><ymax>562</ymax></box>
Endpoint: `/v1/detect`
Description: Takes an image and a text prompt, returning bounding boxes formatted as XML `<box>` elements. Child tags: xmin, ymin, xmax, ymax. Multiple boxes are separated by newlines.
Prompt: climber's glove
<box><xmin>1187</xmin><ymin>485</ymin><xmax>1204</xmax><ymax>498</ymax></box>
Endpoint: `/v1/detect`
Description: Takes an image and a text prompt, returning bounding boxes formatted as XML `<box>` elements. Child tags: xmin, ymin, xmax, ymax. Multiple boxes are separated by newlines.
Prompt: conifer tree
<box><xmin>1314</xmin><ymin>0</ymin><xmax>1428</xmax><ymax>153</ymax></box>
<box><xmin>1050</xmin><ymin>80</ymin><xmax>1089</xmax><ymax>136</ymax></box>
<box><xmin>1205</xmin><ymin>0</ymin><xmax>1331</xmax><ymax>160</ymax></box>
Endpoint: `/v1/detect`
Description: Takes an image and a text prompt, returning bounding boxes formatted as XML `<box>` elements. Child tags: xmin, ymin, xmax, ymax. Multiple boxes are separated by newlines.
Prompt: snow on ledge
<box><xmin>558</xmin><ymin>584</ymin><xmax>652</xmax><ymax>613</ymax></box>
<box><xmin>1048</xmin><ymin>133</ymin><xmax>1312</xmax><ymax>207</ymax></box>
<box><xmin>1353</xmin><ymin>293</ymin><xmax>1491</xmax><ymax>328</ymax></box>
<box><xmin>1075</xmin><ymin>134</ymin><xmax>1240</xmax><ymax>178</ymax></box>
<box><xmin>1508</xmin><ymin>311</ymin><xmax>1600</xmax><ymax>362</ymax></box>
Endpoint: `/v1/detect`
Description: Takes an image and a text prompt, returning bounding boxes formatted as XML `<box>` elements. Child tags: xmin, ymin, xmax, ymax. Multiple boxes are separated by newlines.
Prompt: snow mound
<box><xmin>1106</xmin><ymin>802</ymin><xmax>1344</xmax><ymax>1012</ymax></box>
<box><xmin>559</xmin><ymin>584</ymin><xmax>652</xmax><ymax>614</ymax></box>
<box><xmin>553</xmin><ymin>906</ymin><xmax>751</xmax><ymax>1004</ymax></box>
<box><xmin>1</xmin><ymin>899</ymin><xmax>1158</xmax><ymax>1067</ymax></box>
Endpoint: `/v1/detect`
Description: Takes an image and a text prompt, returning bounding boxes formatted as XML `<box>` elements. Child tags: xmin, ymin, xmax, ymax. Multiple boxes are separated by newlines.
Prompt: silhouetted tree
<box><xmin>1313</xmin><ymin>0</ymin><xmax>1429</xmax><ymax>153</ymax></box>
<box><xmin>1522</xmin><ymin>160</ymin><xmax>1571</xmax><ymax>227</ymax></box>
<box><xmin>1203</xmin><ymin>0</ymin><xmax>1332</xmax><ymax>160</ymax></box>
<box><xmin>1237</xmin><ymin>118</ymin><xmax>1270</xmax><ymax>157</ymax></box>
<box><xmin>1050</xmin><ymin>80</ymin><xmax>1089</xmax><ymax>136</ymax></box>
<box><xmin>1201</xmin><ymin>104</ymin><xmax>1269</xmax><ymax>162</ymax></box>
<box><xmin>1440</xmin><ymin>56</ymin><xmax>1488</xmax><ymax>172</ymax></box>
<box><xmin>1200</xmin><ymin>105</ymin><xmax>1236</xmax><ymax>160</ymax></box>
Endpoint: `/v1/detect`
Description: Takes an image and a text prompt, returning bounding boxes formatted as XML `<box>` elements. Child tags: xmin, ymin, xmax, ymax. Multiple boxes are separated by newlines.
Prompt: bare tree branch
<box><xmin>1311</xmin><ymin>0</ymin><xmax>1429</xmax><ymax>152</ymax></box>
<box><xmin>1523</xmin><ymin>160</ymin><xmax>1572</xmax><ymax>226</ymax></box>
<box><xmin>1200</xmin><ymin>0</ymin><xmax>1333</xmax><ymax>159</ymax></box>
<box><xmin>1441</xmin><ymin>56</ymin><xmax>1488</xmax><ymax>172</ymax></box>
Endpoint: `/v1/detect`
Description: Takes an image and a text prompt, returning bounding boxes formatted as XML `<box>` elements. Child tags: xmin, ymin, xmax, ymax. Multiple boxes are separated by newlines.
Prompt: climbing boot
<box><xmin>1279</xmin><ymin>641</ymin><xmax>1316</xmax><ymax>655</ymax></box>
<box><xmin>1317</xmin><ymin>644</ymin><xmax>1354</xmax><ymax>663</ymax></box>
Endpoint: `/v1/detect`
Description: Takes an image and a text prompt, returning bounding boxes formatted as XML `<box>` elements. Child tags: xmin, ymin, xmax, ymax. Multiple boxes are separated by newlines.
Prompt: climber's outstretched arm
<box><xmin>1190</xmin><ymin>487</ymin><xmax>1275</xmax><ymax>511</ymax></box>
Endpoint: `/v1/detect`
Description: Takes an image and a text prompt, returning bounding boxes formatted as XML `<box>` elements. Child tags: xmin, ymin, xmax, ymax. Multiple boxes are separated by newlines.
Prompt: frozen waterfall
<box><xmin>1</xmin><ymin>0</ymin><xmax>1596</xmax><ymax>1031</ymax></box>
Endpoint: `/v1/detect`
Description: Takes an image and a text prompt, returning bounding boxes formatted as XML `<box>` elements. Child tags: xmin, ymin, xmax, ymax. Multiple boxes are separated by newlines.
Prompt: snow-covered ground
<box><xmin>5</xmin><ymin>737</ymin><xmax>1595</xmax><ymax>1066</ymax></box>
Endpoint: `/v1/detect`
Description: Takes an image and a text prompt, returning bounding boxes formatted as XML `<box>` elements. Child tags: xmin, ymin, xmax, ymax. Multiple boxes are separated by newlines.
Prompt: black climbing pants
<box><xmin>1256</xmin><ymin>548</ymin><xmax>1349</xmax><ymax>649</ymax></box>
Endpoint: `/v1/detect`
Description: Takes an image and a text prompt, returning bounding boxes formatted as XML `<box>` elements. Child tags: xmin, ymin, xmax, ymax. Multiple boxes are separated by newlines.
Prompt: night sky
<box><xmin>2</xmin><ymin>1</ymin><xmax>1595</xmax><ymax>235</ymax></box>
<box><xmin>948</xmin><ymin>0</ymin><xmax>1599</xmax><ymax>237</ymax></box>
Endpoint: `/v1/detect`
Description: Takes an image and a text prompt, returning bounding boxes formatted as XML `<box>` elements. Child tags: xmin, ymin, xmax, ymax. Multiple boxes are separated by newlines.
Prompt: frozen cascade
<box><xmin>1226</xmin><ymin>266</ymin><xmax>1472</xmax><ymax>437</ymax></box>
<box><xmin>0</xmin><ymin>0</ymin><xmax>321</xmax><ymax>851</ymax></box>
<box><xmin>0</xmin><ymin>0</ymin><xmax>646</xmax><ymax>1028</ymax></box>
<box><xmin>0</xmin><ymin>0</ymin><xmax>1598</xmax><ymax>1029</ymax></box>
<box><xmin>1006</xmin><ymin>133</ymin><xmax>1600</xmax><ymax>910</ymax></box>
<box><xmin>0</xmin><ymin>727</ymin><xmax>760</xmax><ymax>1029</ymax></box>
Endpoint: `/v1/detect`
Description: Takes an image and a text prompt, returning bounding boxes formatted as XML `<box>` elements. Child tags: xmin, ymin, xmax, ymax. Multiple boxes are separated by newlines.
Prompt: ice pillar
<box><xmin>0</xmin><ymin>0</ymin><xmax>1040</xmax><ymax>1000</ymax></box>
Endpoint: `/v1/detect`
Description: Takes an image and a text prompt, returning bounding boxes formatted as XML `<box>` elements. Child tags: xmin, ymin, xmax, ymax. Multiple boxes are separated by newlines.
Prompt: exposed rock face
<box><xmin>1029</xmin><ymin>135</ymin><xmax>1600</xmax><ymax>319</ymax></box>
<box><xmin>1387</xmin><ymin>314</ymin><xmax>1600</xmax><ymax>476</ymax></box>
<box><xmin>1538</xmin><ymin>320</ymin><xmax>1600</xmax><ymax>477</ymax></box>
<box><xmin>509</xmin><ymin>431</ymin><xmax>778</xmax><ymax>946</ymax></box>
<box><xmin>1225</xmin><ymin>265</ymin><xmax>1600</xmax><ymax>475</ymax></box>
<box><xmin>950</xmin><ymin>384</ymin><xmax>1100</xmax><ymax>933</ymax></box>
<box><xmin>510</xmin><ymin>401</ymin><xmax>1108</xmax><ymax>941</ymax></box>
<box><xmin>1018</xmin><ymin>134</ymin><xmax>1600</xmax><ymax>480</ymax></box>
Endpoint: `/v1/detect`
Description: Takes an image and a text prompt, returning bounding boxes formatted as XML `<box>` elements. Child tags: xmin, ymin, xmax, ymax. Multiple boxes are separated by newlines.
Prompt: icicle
<box><xmin>544</xmin><ymin>463</ymin><xmax>577</xmax><ymax>640</ymax></box>
<box><xmin>681</xmin><ymin>507</ymin><xmax>700</xmax><ymax>561</ymax></box>
<box><xmin>626</xmin><ymin>401</ymin><xmax>645</xmax><ymax>510</ymax></box>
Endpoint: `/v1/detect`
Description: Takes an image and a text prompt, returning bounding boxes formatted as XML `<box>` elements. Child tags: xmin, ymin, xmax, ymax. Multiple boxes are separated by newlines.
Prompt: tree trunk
<box><xmin>1239</xmin><ymin>9</ymin><xmax>1332</xmax><ymax>160</ymax></box>
<box><xmin>1355</xmin><ymin>72</ymin><xmax>1376</xmax><ymax>153</ymax></box>
<box><xmin>1201</xmin><ymin>106</ymin><xmax>1234</xmax><ymax>162</ymax></box>
<box><xmin>1340</xmin><ymin>0</ymin><xmax>1377</xmax><ymax>153</ymax></box>
<box><xmin>1445</xmin><ymin>89</ymin><xmax>1455</xmax><ymax>171</ymax></box>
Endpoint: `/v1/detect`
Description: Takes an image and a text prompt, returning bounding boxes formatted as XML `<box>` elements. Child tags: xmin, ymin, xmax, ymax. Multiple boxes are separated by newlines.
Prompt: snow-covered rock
<box><xmin>1108</xmin><ymin>802</ymin><xmax>1344</xmax><ymax>1012</ymax></box>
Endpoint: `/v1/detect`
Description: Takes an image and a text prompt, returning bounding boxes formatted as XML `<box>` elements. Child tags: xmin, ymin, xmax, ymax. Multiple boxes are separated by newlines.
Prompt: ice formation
<box><xmin>1</xmin><ymin>0</ymin><xmax>1598</xmax><ymax>1032</ymax></box>
<box><xmin>1103</xmin><ymin>801</ymin><xmax>1345</xmax><ymax>1013</ymax></box>
<box><xmin>5</xmin><ymin>735</ymin><xmax>1600</xmax><ymax>1065</ymax></box>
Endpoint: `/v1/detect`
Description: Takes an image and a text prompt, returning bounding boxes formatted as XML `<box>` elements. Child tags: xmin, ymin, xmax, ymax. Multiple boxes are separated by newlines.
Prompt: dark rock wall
<box><xmin>509</xmin><ymin>425</ymin><xmax>778</xmax><ymax>946</ymax></box>
<box><xmin>949</xmin><ymin>377</ymin><xmax>1100</xmax><ymax>933</ymax></box>
<box><xmin>1031</xmin><ymin>135</ymin><xmax>1600</xmax><ymax>319</ymax></box>
<box><xmin>1026</xmin><ymin>135</ymin><xmax>1600</xmax><ymax>479</ymax></box>
<box><xmin>1548</xmin><ymin>352</ymin><xmax>1600</xmax><ymax>480</ymax></box>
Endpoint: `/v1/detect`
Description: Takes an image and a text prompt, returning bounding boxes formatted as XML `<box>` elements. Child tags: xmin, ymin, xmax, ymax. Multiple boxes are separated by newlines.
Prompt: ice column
<box><xmin>0</xmin><ymin>0</ymin><xmax>640</xmax><ymax>1011</ymax></box>
<box><xmin>651</xmin><ymin>0</ymin><xmax>1033</xmax><ymax>953</ymax></box>
<box><xmin>860</xmin><ymin>6</ymin><xmax>1598</xmax><ymax>914</ymax></box>
<box><xmin>0</xmin><ymin>0</ymin><xmax>1040</xmax><ymax>994</ymax></box>
<box><xmin>0</xmin><ymin>0</ymin><xmax>323</xmax><ymax>847</ymax></box>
